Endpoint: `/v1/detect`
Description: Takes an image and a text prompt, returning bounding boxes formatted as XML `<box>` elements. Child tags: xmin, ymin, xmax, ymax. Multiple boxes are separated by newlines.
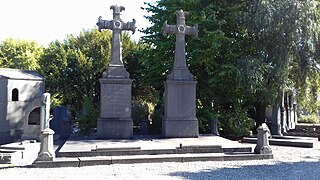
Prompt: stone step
<box><xmin>33</xmin><ymin>152</ymin><xmax>273</xmax><ymax>168</ymax></box>
<box><xmin>0</xmin><ymin>140</ymin><xmax>40</xmax><ymax>165</ymax></box>
<box><xmin>58</xmin><ymin>145</ymin><xmax>253</xmax><ymax>158</ymax></box>
<box><xmin>0</xmin><ymin>150</ymin><xmax>21</xmax><ymax>164</ymax></box>
<box><xmin>242</xmin><ymin>136</ymin><xmax>318</xmax><ymax>148</ymax></box>
<box><xmin>58</xmin><ymin>145</ymin><xmax>229</xmax><ymax>157</ymax></box>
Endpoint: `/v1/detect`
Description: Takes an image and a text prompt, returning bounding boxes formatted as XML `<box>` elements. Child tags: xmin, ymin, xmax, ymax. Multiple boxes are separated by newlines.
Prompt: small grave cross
<box><xmin>97</xmin><ymin>5</ymin><xmax>136</xmax><ymax>67</ymax></box>
<box><xmin>163</xmin><ymin>10</ymin><xmax>198</xmax><ymax>80</ymax></box>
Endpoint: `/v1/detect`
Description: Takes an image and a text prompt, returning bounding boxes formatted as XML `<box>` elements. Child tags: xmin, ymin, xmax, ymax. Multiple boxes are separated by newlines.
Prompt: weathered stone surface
<box><xmin>254</xmin><ymin>123</ymin><xmax>272</xmax><ymax>154</ymax></box>
<box><xmin>210</xmin><ymin>118</ymin><xmax>219</xmax><ymax>135</ymax></box>
<box><xmin>99</xmin><ymin>79</ymin><xmax>132</xmax><ymax>118</ymax></box>
<box><xmin>96</xmin><ymin>5</ymin><xmax>135</xmax><ymax>79</ymax></box>
<box><xmin>161</xmin><ymin>10</ymin><xmax>198</xmax><ymax>138</ymax></box>
<box><xmin>162</xmin><ymin>10</ymin><xmax>198</xmax><ymax>81</ymax></box>
<box><xmin>163</xmin><ymin>80</ymin><xmax>198</xmax><ymax>137</ymax></box>
<box><xmin>37</xmin><ymin>128</ymin><xmax>55</xmax><ymax>161</ymax></box>
<box><xmin>97</xmin><ymin>66</ymin><xmax>133</xmax><ymax>139</ymax></box>
<box><xmin>96</xmin><ymin>5</ymin><xmax>134</xmax><ymax>139</ymax></box>
<box><xmin>97</xmin><ymin>118</ymin><xmax>133</xmax><ymax>139</ymax></box>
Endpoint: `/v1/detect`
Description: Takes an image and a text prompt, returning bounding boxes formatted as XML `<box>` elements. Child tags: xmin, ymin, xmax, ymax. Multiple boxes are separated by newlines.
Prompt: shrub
<box><xmin>77</xmin><ymin>95</ymin><xmax>99</xmax><ymax>135</ymax></box>
<box><xmin>298</xmin><ymin>114</ymin><xmax>320</xmax><ymax>124</ymax></box>
<box><xmin>219</xmin><ymin>108</ymin><xmax>255</xmax><ymax>140</ymax></box>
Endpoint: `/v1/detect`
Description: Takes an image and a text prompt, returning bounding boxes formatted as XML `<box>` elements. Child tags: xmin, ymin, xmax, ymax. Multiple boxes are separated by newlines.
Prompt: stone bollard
<box><xmin>254</xmin><ymin>123</ymin><xmax>272</xmax><ymax>154</ymax></box>
<box><xmin>140</xmin><ymin>118</ymin><xmax>149</xmax><ymax>135</ymax></box>
<box><xmin>210</xmin><ymin>118</ymin><xmax>219</xmax><ymax>135</ymax></box>
<box><xmin>37</xmin><ymin>128</ymin><xmax>55</xmax><ymax>161</ymax></box>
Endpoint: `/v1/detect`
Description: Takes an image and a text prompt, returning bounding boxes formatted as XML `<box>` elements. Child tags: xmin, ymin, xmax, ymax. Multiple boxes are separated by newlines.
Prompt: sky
<box><xmin>0</xmin><ymin>0</ymin><xmax>157</xmax><ymax>46</ymax></box>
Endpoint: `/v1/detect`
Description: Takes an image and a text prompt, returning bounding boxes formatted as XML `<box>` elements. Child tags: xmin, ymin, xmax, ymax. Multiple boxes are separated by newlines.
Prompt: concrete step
<box><xmin>33</xmin><ymin>152</ymin><xmax>273</xmax><ymax>168</ymax></box>
<box><xmin>242</xmin><ymin>135</ymin><xmax>318</xmax><ymax>148</ymax></box>
<box><xmin>57</xmin><ymin>145</ymin><xmax>253</xmax><ymax>158</ymax></box>
<box><xmin>0</xmin><ymin>140</ymin><xmax>40</xmax><ymax>165</ymax></box>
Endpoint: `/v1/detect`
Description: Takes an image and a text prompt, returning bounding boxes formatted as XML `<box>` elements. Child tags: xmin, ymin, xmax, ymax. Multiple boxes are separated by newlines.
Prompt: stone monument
<box><xmin>96</xmin><ymin>5</ymin><xmax>136</xmax><ymax>139</ymax></box>
<box><xmin>254</xmin><ymin>123</ymin><xmax>272</xmax><ymax>154</ymax></box>
<box><xmin>162</xmin><ymin>10</ymin><xmax>199</xmax><ymax>137</ymax></box>
<box><xmin>37</xmin><ymin>93</ymin><xmax>55</xmax><ymax>161</ymax></box>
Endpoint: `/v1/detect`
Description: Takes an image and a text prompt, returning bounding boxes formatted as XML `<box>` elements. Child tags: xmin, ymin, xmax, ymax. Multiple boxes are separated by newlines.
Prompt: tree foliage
<box><xmin>38</xmin><ymin>28</ymin><xmax>140</xmax><ymax>132</ymax></box>
<box><xmin>238</xmin><ymin>0</ymin><xmax>320</xmax><ymax>123</ymax></box>
<box><xmin>141</xmin><ymin>0</ymin><xmax>320</xmax><ymax>137</ymax></box>
<box><xmin>38</xmin><ymin>29</ymin><xmax>110</xmax><ymax>116</ymax></box>
<box><xmin>0</xmin><ymin>38</ymin><xmax>43</xmax><ymax>70</ymax></box>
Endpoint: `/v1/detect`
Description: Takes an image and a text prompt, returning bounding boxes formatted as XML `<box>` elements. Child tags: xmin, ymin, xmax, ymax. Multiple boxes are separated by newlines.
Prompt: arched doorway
<box><xmin>28</xmin><ymin>107</ymin><xmax>40</xmax><ymax>125</ymax></box>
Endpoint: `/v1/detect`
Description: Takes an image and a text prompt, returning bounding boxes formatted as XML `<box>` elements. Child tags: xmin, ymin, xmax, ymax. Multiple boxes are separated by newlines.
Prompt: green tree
<box><xmin>39</xmin><ymin>28</ymin><xmax>140</xmax><ymax>133</ymax></box>
<box><xmin>238</xmin><ymin>0</ymin><xmax>320</xmax><ymax>127</ymax></box>
<box><xmin>141</xmin><ymin>0</ymin><xmax>252</xmax><ymax>137</ymax></box>
<box><xmin>38</xmin><ymin>29</ymin><xmax>111</xmax><ymax>123</ymax></box>
<box><xmin>141</xmin><ymin>0</ymin><xmax>319</xmax><ymax>138</ymax></box>
<box><xmin>0</xmin><ymin>38</ymin><xmax>43</xmax><ymax>70</ymax></box>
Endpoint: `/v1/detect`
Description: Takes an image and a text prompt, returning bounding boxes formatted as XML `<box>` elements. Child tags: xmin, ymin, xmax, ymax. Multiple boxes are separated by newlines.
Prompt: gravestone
<box><xmin>96</xmin><ymin>5</ymin><xmax>135</xmax><ymax>139</ymax></box>
<box><xmin>50</xmin><ymin>106</ymin><xmax>71</xmax><ymax>140</ymax></box>
<box><xmin>140</xmin><ymin>118</ymin><xmax>148</xmax><ymax>135</ymax></box>
<box><xmin>162</xmin><ymin>10</ymin><xmax>199</xmax><ymax>137</ymax></box>
<box><xmin>210</xmin><ymin>118</ymin><xmax>219</xmax><ymax>135</ymax></box>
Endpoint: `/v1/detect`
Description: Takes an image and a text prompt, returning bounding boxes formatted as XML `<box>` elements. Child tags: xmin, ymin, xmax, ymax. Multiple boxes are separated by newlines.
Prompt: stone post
<box><xmin>210</xmin><ymin>118</ymin><xmax>219</xmax><ymax>135</ymax></box>
<box><xmin>37</xmin><ymin>128</ymin><xmax>55</xmax><ymax>161</ymax></box>
<box><xmin>140</xmin><ymin>118</ymin><xmax>149</xmax><ymax>135</ymax></box>
<box><xmin>96</xmin><ymin>5</ymin><xmax>135</xmax><ymax>139</ymax></box>
<box><xmin>254</xmin><ymin>123</ymin><xmax>272</xmax><ymax>154</ymax></box>
<box><xmin>270</xmin><ymin>105</ymin><xmax>282</xmax><ymax>135</ymax></box>
<box><xmin>162</xmin><ymin>10</ymin><xmax>199</xmax><ymax>138</ymax></box>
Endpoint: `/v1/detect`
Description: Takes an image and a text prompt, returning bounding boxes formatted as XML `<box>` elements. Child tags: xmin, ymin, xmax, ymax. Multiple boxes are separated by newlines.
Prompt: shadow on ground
<box><xmin>169</xmin><ymin>161</ymin><xmax>320</xmax><ymax>180</ymax></box>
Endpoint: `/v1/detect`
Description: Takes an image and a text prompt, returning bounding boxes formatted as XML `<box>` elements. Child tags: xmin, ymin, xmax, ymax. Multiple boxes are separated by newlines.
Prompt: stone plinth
<box><xmin>254</xmin><ymin>123</ymin><xmax>272</xmax><ymax>154</ymax></box>
<box><xmin>97</xmin><ymin>78</ymin><xmax>133</xmax><ymax>139</ymax></box>
<box><xmin>163</xmin><ymin>80</ymin><xmax>198</xmax><ymax>137</ymax></box>
<box><xmin>37</xmin><ymin>128</ymin><xmax>55</xmax><ymax>161</ymax></box>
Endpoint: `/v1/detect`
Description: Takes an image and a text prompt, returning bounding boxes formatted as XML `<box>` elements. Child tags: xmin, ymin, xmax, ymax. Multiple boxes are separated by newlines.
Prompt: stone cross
<box><xmin>163</xmin><ymin>10</ymin><xmax>198</xmax><ymax>80</ymax></box>
<box><xmin>97</xmin><ymin>5</ymin><xmax>136</xmax><ymax>78</ymax></box>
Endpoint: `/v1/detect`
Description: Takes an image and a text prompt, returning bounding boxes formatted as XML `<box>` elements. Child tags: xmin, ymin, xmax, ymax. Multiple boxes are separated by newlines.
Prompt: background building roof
<box><xmin>0</xmin><ymin>68</ymin><xmax>44</xmax><ymax>80</ymax></box>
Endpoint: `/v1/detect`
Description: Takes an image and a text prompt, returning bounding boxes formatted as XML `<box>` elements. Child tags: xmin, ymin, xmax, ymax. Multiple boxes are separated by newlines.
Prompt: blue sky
<box><xmin>0</xmin><ymin>0</ymin><xmax>157</xmax><ymax>46</ymax></box>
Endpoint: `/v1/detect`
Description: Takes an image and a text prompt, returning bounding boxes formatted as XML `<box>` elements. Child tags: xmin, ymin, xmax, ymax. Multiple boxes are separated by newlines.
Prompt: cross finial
<box><xmin>162</xmin><ymin>10</ymin><xmax>198</xmax><ymax>80</ymax></box>
<box><xmin>110</xmin><ymin>5</ymin><xmax>125</xmax><ymax>18</ymax></box>
<box><xmin>96</xmin><ymin>5</ymin><xmax>136</xmax><ymax>78</ymax></box>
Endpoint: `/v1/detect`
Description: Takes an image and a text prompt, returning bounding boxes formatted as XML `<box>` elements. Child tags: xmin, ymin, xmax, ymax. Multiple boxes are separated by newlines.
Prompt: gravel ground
<box><xmin>1</xmin><ymin>143</ymin><xmax>320</xmax><ymax>180</ymax></box>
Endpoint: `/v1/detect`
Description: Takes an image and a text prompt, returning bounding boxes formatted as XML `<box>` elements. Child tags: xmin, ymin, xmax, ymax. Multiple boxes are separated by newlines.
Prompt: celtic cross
<box><xmin>97</xmin><ymin>5</ymin><xmax>136</xmax><ymax>78</ymax></box>
<box><xmin>163</xmin><ymin>10</ymin><xmax>198</xmax><ymax>80</ymax></box>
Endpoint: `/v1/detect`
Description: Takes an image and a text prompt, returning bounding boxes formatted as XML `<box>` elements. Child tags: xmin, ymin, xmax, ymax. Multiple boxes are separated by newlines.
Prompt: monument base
<box><xmin>162</xmin><ymin>119</ymin><xmax>198</xmax><ymax>138</ymax></box>
<box><xmin>97</xmin><ymin>78</ymin><xmax>133</xmax><ymax>139</ymax></box>
<box><xmin>97</xmin><ymin>118</ymin><xmax>133</xmax><ymax>139</ymax></box>
<box><xmin>163</xmin><ymin>80</ymin><xmax>198</xmax><ymax>138</ymax></box>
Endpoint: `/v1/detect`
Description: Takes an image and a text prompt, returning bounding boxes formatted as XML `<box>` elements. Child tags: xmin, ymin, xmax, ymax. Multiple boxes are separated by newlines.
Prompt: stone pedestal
<box><xmin>97</xmin><ymin>78</ymin><xmax>133</xmax><ymax>139</ymax></box>
<box><xmin>210</xmin><ymin>118</ymin><xmax>219</xmax><ymax>135</ymax></box>
<box><xmin>270</xmin><ymin>106</ymin><xmax>282</xmax><ymax>135</ymax></box>
<box><xmin>37</xmin><ymin>128</ymin><xmax>55</xmax><ymax>161</ymax></box>
<box><xmin>254</xmin><ymin>123</ymin><xmax>272</xmax><ymax>154</ymax></box>
<box><xmin>162</xmin><ymin>80</ymin><xmax>198</xmax><ymax>138</ymax></box>
<box><xmin>140</xmin><ymin>118</ymin><xmax>149</xmax><ymax>135</ymax></box>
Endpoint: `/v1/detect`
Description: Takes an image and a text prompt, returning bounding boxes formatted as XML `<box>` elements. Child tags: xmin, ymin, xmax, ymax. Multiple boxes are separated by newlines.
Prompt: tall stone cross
<box><xmin>97</xmin><ymin>5</ymin><xmax>136</xmax><ymax>78</ymax></box>
<box><xmin>163</xmin><ymin>10</ymin><xmax>198</xmax><ymax>80</ymax></box>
